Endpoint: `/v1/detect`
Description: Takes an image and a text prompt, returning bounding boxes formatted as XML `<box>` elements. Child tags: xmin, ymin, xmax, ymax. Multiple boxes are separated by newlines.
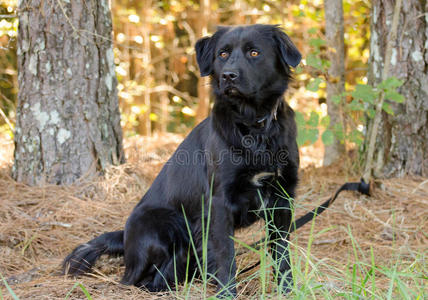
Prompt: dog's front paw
<box><xmin>279</xmin><ymin>273</ymin><xmax>293</xmax><ymax>295</ymax></box>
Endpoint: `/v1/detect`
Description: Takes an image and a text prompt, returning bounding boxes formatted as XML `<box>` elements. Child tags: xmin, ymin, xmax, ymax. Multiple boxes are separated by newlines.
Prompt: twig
<box><xmin>313</xmin><ymin>237</ymin><xmax>347</xmax><ymax>245</ymax></box>
<box><xmin>147</xmin><ymin>85</ymin><xmax>198</xmax><ymax>104</ymax></box>
<box><xmin>41</xmin><ymin>221</ymin><xmax>72</xmax><ymax>228</ymax></box>
<box><xmin>182</xmin><ymin>21</ymin><xmax>196</xmax><ymax>47</ymax></box>
<box><xmin>0</xmin><ymin>15</ymin><xmax>17</xmax><ymax>18</ymax></box>
<box><xmin>0</xmin><ymin>107</ymin><xmax>14</xmax><ymax>131</ymax></box>
<box><xmin>411</xmin><ymin>179</ymin><xmax>428</xmax><ymax>194</ymax></box>
<box><xmin>362</xmin><ymin>0</ymin><xmax>402</xmax><ymax>183</ymax></box>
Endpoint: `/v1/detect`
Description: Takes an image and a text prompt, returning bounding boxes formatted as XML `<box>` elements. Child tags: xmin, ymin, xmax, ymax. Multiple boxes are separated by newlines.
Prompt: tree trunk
<box><xmin>195</xmin><ymin>0</ymin><xmax>211</xmax><ymax>124</ymax></box>
<box><xmin>368</xmin><ymin>0</ymin><xmax>428</xmax><ymax>177</ymax></box>
<box><xmin>323</xmin><ymin>0</ymin><xmax>346</xmax><ymax>166</ymax></box>
<box><xmin>13</xmin><ymin>0</ymin><xmax>125</xmax><ymax>185</ymax></box>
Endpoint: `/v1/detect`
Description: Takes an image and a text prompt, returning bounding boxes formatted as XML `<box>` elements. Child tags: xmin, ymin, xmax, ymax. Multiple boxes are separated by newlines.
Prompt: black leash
<box><xmin>237</xmin><ymin>178</ymin><xmax>370</xmax><ymax>276</ymax></box>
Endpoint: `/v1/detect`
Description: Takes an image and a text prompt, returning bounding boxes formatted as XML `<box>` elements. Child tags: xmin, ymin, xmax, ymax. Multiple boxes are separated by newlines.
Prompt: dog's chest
<box><xmin>250</xmin><ymin>169</ymin><xmax>280</xmax><ymax>187</ymax></box>
<box><xmin>223</xmin><ymin>132</ymin><xmax>294</xmax><ymax>228</ymax></box>
<box><xmin>228</xmin><ymin>168</ymin><xmax>282</xmax><ymax>228</ymax></box>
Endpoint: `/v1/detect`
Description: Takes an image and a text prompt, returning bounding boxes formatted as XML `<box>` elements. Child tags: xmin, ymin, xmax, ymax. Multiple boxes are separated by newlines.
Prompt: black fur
<box><xmin>63</xmin><ymin>24</ymin><xmax>302</xmax><ymax>297</ymax></box>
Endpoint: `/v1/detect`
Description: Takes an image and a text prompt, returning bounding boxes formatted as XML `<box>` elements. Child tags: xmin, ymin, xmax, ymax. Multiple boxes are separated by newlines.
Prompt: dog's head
<box><xmin>195</xmin><ymin>25</ymin><xmax>301</xmax><ymax>102</ymax></box>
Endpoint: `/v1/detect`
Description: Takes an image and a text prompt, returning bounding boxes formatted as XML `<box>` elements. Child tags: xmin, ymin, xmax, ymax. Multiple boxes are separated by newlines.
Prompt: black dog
<box><xmin>63</xmin><ymin>24</ymin><xmax>302</xmax><ymax>297</ymax></box>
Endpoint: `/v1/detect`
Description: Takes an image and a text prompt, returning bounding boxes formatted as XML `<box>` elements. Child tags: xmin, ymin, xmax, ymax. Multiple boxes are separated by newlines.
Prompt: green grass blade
<box><xmin>370</xmin><ymin>246</ymin><xmax>376</xmax><ymax>299</ymax></box>
<box><xmin>64</xmin><ymin>282</ymin><xmax>92</xmax><ymax>300</ymax></box>
<box><xmin>0</xmin><ymin>274</ymin><xmax>19</xmax><ymax>300</ymax></box>
<box><xmin>76</xmin><ymin>283</ymin><xmax>93</xmax><ymax>300</ymax></box>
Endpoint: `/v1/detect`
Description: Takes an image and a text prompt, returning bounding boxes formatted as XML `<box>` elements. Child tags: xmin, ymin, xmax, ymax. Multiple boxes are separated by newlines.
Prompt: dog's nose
<box><xmin>222</xmin><ymin>71</ymin><xmax>238</xmax><ymax>81</ymax></box>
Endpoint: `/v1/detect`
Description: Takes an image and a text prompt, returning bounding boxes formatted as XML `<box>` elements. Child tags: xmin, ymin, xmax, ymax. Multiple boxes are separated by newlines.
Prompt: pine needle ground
<box><xmin>0</xmin><ymin>134</ymin><xmax>426</xmax><ymax>299</ymax></box>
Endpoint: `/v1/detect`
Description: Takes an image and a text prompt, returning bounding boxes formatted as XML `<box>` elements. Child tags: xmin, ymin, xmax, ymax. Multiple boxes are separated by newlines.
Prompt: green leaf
<box><xmin>384</xmin><ymin>90</ymin><xmax>404</xmax><ymax>103</ymax></box>
<box><xmin>297</xmin><ymin>127</ymin><xmax>318</xmax><ymax>147</ymax></box>
<box><xmin>308</xmin><ymin>128</ymin><xmax>319</xmax><ymax>144</ymax></box>
<box><xmin>307</xmin><ymin>111</ymin><xmax>319</xmax><ymax>127</ymax></box>
<box><xmin>294</xmin><ymin>111</ymin><xmax>305</xmax><ymax>127</ymax></box>
<box><xmin>297</xmin><ymin>128</ymin><xmax>308</xmax><ymax>147</ymax></box>
<box><xmin>331</xmin><ymin>95</ymin><xmax>342</xmax><ymax>105</ymax></box>
<box><xmin>348</xmin><ymin>99</ymin><xmax>364</xmax><ymax>111</ymax></box>
<box><xmin>307</xmin><ymin>27</ymin><xmax>318</xmax><ymax>35</ymax></box>
<box><xmin>294</xmin><ymin>65</ymin><xmax>303</xmax><ymax>74</ymax></box>
<box><xmin>306</xmin><ymin>54</ymin><xmax>323</xmax><ymax>70</ymax></box>
<box><xmin>306</xmin><ymin>77</ymin><xmax>323</xmax><ymax>92</ymax></box>
<box><xmin>367</xmin><ymin>108</ymin><xmax>376</xmax><ymax>119</ymax></box>
<box><xmin>382</xmin><ymin>103</ymin><xmax>394</xmax><ymax>115</ymax></box>
<box><xmin>351</xmin><ymin>84</ymin><xmax>377</xmax><ymax>104</ymax></box>
<box><xmin>332</xmin><ymin>123</ymin><xmax>345</xmax><ymax>142</ymax></box>
<box><xmin>321</xmin><ymin>59</ymin><xmax>331</xmax><ymax>69</ymax></box>
<box><xmin>349</xmin><ymin>129</ymin><xmax>364</xmax><ymax>146</ymax></box>
<box><xmin>378</xmin><ymin>77</ymin><xmax>404</xmax><ymax>90</ymax></box>
<box><xmin>320</xmin><ymin>115</ymin><xmax>330</xmax><ymax>127</ymax></box>
<box><xmin>309</xmin><ymin>38</ymin><xmax>326</xmax><ymax>48</ymax></box>
<box><xmin>321</xmin><ymin>130</ymin><xmax>334</xmax><ymax>145</ymax></box>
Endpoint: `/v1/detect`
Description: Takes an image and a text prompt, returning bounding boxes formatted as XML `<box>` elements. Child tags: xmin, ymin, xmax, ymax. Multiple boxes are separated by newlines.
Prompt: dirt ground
<box><xmin>0</xmin><ymin>134</ymin><xmax>427</xmax><ymax>299</ymax></box>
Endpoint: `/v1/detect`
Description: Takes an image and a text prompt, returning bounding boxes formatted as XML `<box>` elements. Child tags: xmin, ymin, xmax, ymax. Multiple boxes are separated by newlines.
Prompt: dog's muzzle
<box><xmin>224</xmin><ymin>86</ymin><xmax>241</xmax><ymax>96</ymax></box>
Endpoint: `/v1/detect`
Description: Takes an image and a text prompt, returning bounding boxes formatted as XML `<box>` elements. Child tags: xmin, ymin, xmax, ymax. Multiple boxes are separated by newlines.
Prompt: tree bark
<box><xmin>367</xmin><ymin>0</ymin><xmax>428</xmax><ymax>177</ymax></box>
<box><xmin>13</xmin><ymin>0</ymin><xmax>125</xmax><ymax>185</ymax></box>
<box><xmin>195</xmin><ymin>0</ymin><xmax>211</xmax><ymax>124</ymax></box>
<box><xmin>323</xmin><ymin>0</ymin><xmax>346</xmax><ymax>166</ymax></box>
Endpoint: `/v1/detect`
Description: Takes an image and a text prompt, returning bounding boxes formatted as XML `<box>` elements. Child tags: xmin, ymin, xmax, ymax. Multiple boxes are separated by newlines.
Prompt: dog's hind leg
<box><xmin>120</xmin><ymin>240</ymin><xmax>150</xmax><ymax>288</ymax></box>
<box><xmin>121</xmin><ymin>207</ymin><xmax>191</xmax><ymax>291</ymax></box>
<box><xmin>62</xmin><ymin>230</ymin><xmax>124</xmax><ymax>275</ymax></box>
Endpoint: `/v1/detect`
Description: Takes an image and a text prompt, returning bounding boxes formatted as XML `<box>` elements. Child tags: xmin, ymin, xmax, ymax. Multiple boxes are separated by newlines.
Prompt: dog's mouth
<box><xmin>224</xmin><ymin>86</ymin><xmax>244</xmax><ymax>97</ymax></box>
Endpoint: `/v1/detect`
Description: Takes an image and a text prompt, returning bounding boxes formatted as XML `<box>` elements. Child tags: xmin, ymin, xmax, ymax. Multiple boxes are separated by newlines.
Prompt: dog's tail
<box><xmin>62</xmin><ymin>230</ymin><xmax>124</xmax><ymax>275</ymax></box>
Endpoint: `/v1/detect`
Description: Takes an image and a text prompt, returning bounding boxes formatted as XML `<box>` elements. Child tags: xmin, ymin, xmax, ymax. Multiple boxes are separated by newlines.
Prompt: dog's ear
<box><xmin>195</xmin><ymin>36</ymin><xmax>214</xmax><ymax>77</ymax></box>
<box><xmin>195</xmin><ymin>27</ymin><xmax>228</xmax><ymax>77</ymax></box>
<box><xmin>273</xmin><ymin>27</ymin><xmax>302</xmax><ymax>68</ymax></box>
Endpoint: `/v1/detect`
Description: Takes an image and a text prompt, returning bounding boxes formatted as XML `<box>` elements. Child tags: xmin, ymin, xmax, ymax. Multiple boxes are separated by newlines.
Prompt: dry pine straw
<box><xmin>0</xmin><ymin>134</ymin><xmax>427</xmax><ymax>299</ymax></box>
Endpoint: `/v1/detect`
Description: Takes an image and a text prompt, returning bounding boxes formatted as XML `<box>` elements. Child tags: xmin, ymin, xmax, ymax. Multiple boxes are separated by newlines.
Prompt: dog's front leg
<box><xmin>268</xmin><ymin>201</ymin><xmax>293</xmax><ymax>294</ymax></box>
<box><xmin>210</xmin><ymin>198</ymin><xmax>237</xmax><ymax>298</ymax></box>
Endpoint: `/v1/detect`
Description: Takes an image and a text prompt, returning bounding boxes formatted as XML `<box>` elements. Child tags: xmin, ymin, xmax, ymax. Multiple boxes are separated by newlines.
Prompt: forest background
<box><xmin>0</xmin><ymin>0</ymin><xmax>370</xmax><ymax>153</ymax></box>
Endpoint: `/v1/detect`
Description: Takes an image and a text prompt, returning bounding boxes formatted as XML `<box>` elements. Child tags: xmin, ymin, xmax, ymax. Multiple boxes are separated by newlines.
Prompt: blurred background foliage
<box><xmin>0</xmin><ymin>0</ymin><xmax>370</xmax><ymax>145</ymax></box>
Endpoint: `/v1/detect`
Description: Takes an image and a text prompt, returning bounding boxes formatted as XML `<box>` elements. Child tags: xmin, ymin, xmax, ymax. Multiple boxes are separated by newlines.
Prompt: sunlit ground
<box><xmin>0</xmin><ymin>132</ymin><xmax>426</xmax><ymax>299</ymax></box>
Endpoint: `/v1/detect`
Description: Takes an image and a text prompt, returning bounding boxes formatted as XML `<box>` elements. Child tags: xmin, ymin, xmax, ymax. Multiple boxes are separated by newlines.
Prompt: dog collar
<box><xmin>248</xmin><ymin>102</ymin><xmax>279</xmax><ymax>129</ymax></box>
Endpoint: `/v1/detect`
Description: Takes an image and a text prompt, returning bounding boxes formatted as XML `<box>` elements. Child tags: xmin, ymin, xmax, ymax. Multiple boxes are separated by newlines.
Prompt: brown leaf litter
<box><xmin>0</xmin><ymin>134</ymin><xmax>426</xmax><ymax>299</ymax></box>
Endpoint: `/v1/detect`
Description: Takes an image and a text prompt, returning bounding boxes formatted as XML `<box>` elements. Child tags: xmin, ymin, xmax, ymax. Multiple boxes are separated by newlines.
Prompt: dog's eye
<box><xmin>250</xmin><ymin>50</ymin><xmax>259</xmax><ymax>57</ymax></box>
<box><xmin>219</xmin><ymin>51</ymin><xmax>229</xmax><ymax>59</ymax></box>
